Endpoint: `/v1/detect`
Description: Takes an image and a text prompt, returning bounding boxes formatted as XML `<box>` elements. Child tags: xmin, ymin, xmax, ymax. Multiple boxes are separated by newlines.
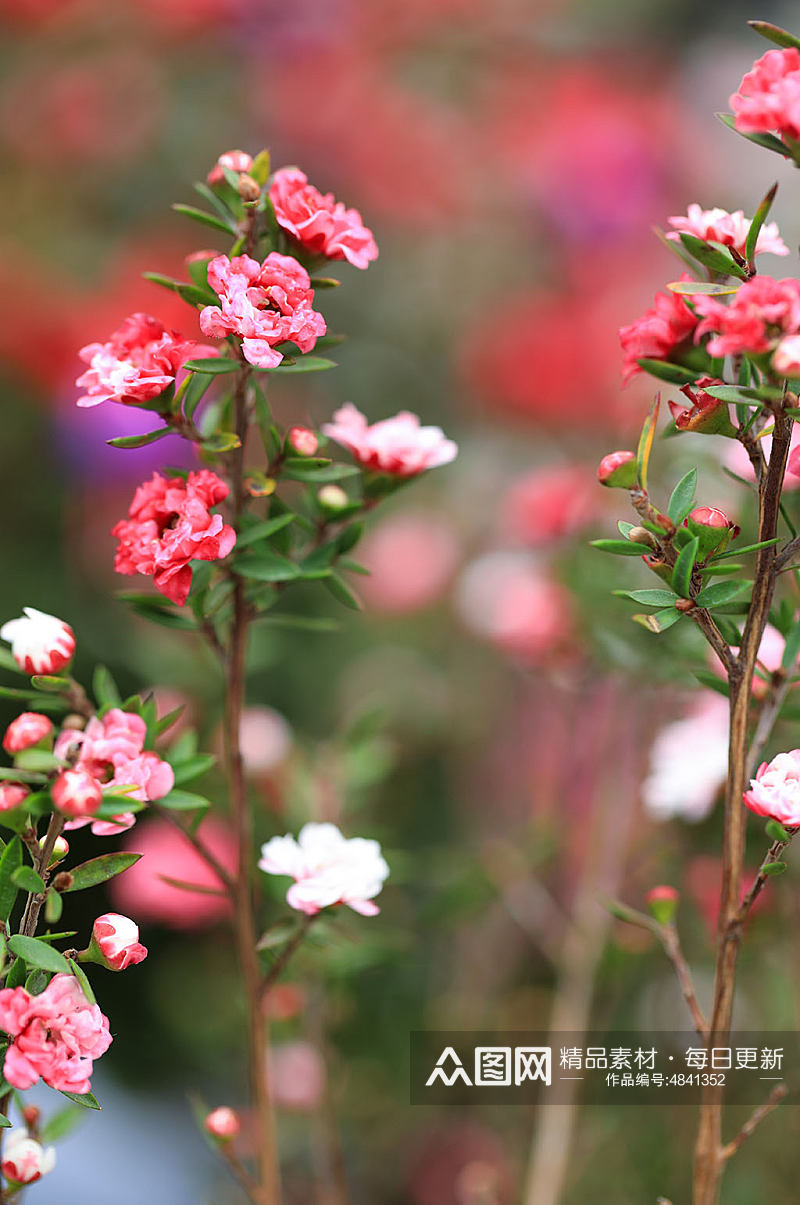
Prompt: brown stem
<box><xmin>693</xmin><ymin>408</ymin><xmax>791</xmax><ymax>1205</ymax></box>
<box><xmin>720</xmin><ymin>1083</ymin><xmax>788</xmax><ymax>1162</ymax></box>
<box><xmin>152</xmin><ymin>804</ymin><xmax>234</xmax><ymax>893</ymax></box>
<box><xmin>19</xmin><ymin>812</ymin><xmax>65</xmax><ymax>938</ymax></box>
<box><xmin>736</xmin><ymin>832</ymin><xmax>796</xmax><ymax>925</ymax></box>
<box><xmin>261</xmin><ymin>914</ymin><xmax>316</xmax><ymax>994</ymax></box>
<box><xmin>223</xmin><ymin>368</ymin><xmax>280</xmax><ymax>1205</ymax></box>
<box><xmin>658</xmin><ymin>924</ymin><xmax>708</xmax><ymax>1040</ymax></box>
<box><xmin>220</xmin><ymin>1142</ymin><xmax>268</xmax><ymax>1205</ymax></box>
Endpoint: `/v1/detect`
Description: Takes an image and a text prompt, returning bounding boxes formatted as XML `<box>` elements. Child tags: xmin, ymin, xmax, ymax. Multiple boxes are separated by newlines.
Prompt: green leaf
<box><xmin>41</xmin><ymin>1104</ymin><xmax>86</xmax><ymax>1144</ymax></box>
<box><xmin>236</xmin><ymin>550</ymin><xmax>300</xmax><ymax>583</ymax></box>
<box><xmin>766</xmin><ymin>819</ymin><xmax>791</xmax><ymax>843</ymax></box>
<box><xmin>11</xmin><ymin>866</ymin><xmax>45</xmax><ymax>894</ymax></box>
<box><xmin>748</xmin><ymin>20</ymin><xmax>800</xmax><ymax>51</ymax></box>
<box><xmin>124</xmin><ymin>600</ymin><xmax>197</xmax><ymax>631</ymax></box>
<box><xmin>142</xmin><ymin>273</ymin><xmax>216</xmax><ymax>309</ymax></box>
<box><xmin>745</xmin><ymin>182</ymin><xmax>778</xmax><ymax>266</ymax></box>
<box><xmin>716</xmin><ymin>112</ymin><xmax>791</xmax><ymax>158</ymax></box>
<box><xmin>324</xmin><ymin>573</ymin><xmax>362</xmax><ymax>611</ymax></box>
<box><xmin>93</xmin><ymin>665</ymin><xmax>121</xmax><ymax>709</ymax></box>
<box><xmin>169</xmin><ymin>754</ymin><xmax>216</xmax><ymax>787</ymax></box>
<box><xmin>667</xmin><ymin>469</ymin><xmax>697</xmax><ymax>525</ymax></box>
<box><xmin>636</xmin><ymin>396</ymin><xmax>660</xmax><ymax>491</ymax></box>
<box><xmin>0</xmin><ymin>1115</ymin><xmax>11</xmax><ymax>1129</ymax></box>
<box><xmin>63</xmin><ymin>853</ymin><xmax>142</xmax><ymax>893</ymax></box>
<box><xmin>263</xmin><ymin>356</ymin><xmax>337</xmax><ymax>374</ymax></box>
<box><xmin>66</xmin><ymin>957</ymin><xmax>96</xmax><ymax>1005</ymax></box>
<box><xmin>763</xmin><ymin>861</ymin><xmax>787</xmax><ymax>876</ymax></box>
<box><xmin>310</xmin><ymin>276</ymin><xmax>341</xmax><ymax>289</ymax></box>
<box><xmin>107</xmin><ymin>429</ymin><xmax>171</xmax><ymax>450</ymax></box>
<box><xmin>632</xmin><ymin>608</ymin><xmax>682</xmax><ymax>633</ymax></box>
<box><xmin>156</xmin><ymin>789</ymin><xmax>211</xmax><ymax>812</ymax></box>
<box><xmin>181</xmin><ymin>370</ymin><xmax>214</xmax><ymax>423</ymax></box>
<box><xmin>171</xmin><ymin>203</ymin><xmax>234</xmax><ymax>235</ymax></box>
<box><xmin>714</xmin><ymin>538</ymin><xmax>779</xmax><ymax>560</ymax></box>
<box><xmin>15</xmin><ymin>749</ymin><xmax>60</xmax><ymax>772</ymax></box>
<box><xmin>695</xmin><ymin>580</ymin><xmax>753</xmax><ymax>608</ymax></box>
<box><xmin>679</xmin><ymin>232</ymin><xmax>746</xmax><ymax>278</ymax></box>
<box><xmin>590</xmin><ymin>539</ymin><xmax>647</xmax><ymax>557</ymax></box>
<box><xmin>235</xmin><ymin>514</ymin><xmax>295</xmax><ymax>549</ymax></box>
<box><xmin>281</xmin><ymin>461</ymin><xmax>360</xmax><ymax>484</ymax></box>
<box><xmin>203</xmin><ymin>431</ymin><xmax>241</xmax><ymax>452</ymax></box>
<box><xmin>59</xmin><ymin>1090</ymin><xmax>101</xmax><ymax>1111</ymax></box>
<box><xmin>30</xmin><ymin>675</ymin><xmax>71</xmax><ymax>692</ymax></box>
<box><xmin>0</xmin><ymin>767</ymin><xmax>46</xmax><ymax>783</ymax></box>
<box><xmin>183</xmin><ymin>357</ymin><xmax>240</xmax><ymax>374</ymax></box>
<box><xmin>667</xmin><ymin>279</ymin><xmax>739</xmax><ymax>296</ymax></box>
<box><xmin>615</xmin><ymin>588</ymin><xmax>677</xmax><ymax>607</ymax></box>
<box><xmin>693</xmin><ymin>669</ymin><xmax>730</xmax><ymax>696</ymax></box>
<box><xmin>0</xmin><ymin>838</ymin><xmax>22</xmax><ymax>921</ymax></box>
<box><xmin>617</xmin><ymin>520</ymin><xmax>635</xmax><ymax>537</ymax></box>
<box><xmin>635</xmin><ymin>358</ymin><xmax>699</xmax><ymax>385</ymax></box>
<box><xmin>672</xmin><ymin>536</ymin><xmax>699</xmax><ymax>599</ymax></box>
<box><xmin>7</xmin><ymin>935</ymin><xmax>70</xmax><ymax>974</ymax></box>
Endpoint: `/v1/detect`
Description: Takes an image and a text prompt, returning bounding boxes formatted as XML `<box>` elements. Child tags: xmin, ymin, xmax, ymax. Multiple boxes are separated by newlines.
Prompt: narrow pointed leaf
<box><xmin>695</xmin><ymin>580</ymin><xmax>753</xmax><ymax>608</ymax></box>
<box><xmin>62</xmin><ymin>853</ymin><xmax>142</xmax><ymax>893</ymax></box>
<box><xmin>745</xmin><ymin>182</ymin><xmax>778</xmax><ymax>265</ymax></box>
<box><xmin>171</xmin><ymin>203</ymin><xmax>234</xmax><ymax>235</ymax></box>
<box><xmin>667</xmin><ymin>468</ymin><xmax>697</xmax><ymax>524</ymax></box>
<box><xmin>590</xmin><ymin>539</ymin><xmax>647</xmax><ymax>557</ymax></box>
<box><xmin>636</xmin><ymin>396</ymin><xmax>660</xmax><ymax>491</ymax></box>
<box><xmin>716</xmin><ymin>112</ymin><xmax>791</xmax><ymax>157</ymax></box>
<box><xmin>672</xmin><ymin>536</ymin><xmax>699</xmax><ymax>598</ymax></box>
<box><xmin>748</xmin><ymin>21</ymin><xmax>800</xmax><ymax>51</ymax></box>
<box><xmin>635</xmin><ymin>359</ymin><xmax>699</xmax><ymax>384</ymax></box>
<box><xmin>8</xmin><ymin>935</ymin><xmax>70</xmax><ymax>974</ymax></box>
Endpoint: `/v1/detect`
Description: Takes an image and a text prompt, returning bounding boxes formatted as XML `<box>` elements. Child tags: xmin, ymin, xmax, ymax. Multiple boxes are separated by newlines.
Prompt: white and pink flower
<box><xmin>1</xmin><ymin>1130</ymin><xmax>55</xmax><ymax>1185</ymax></box>
<box><xmin>0</xmin><ymin>607</ymin><xmax>75</xmax><ymax>675</ymax></box>
<box><xmin>199</xmin><ymin>253</ymin><xmax>326</xmax><ymax>370</ymax></box>
<box><xmin>322</xmin><ymin>403</ymin><xmax>457</xmax><ymax>477</ymax></box>
<box><xmin>641</xmin><ymin>693</ymin><xmax>729</xmax><ymax>823</ymax></box>
<box><xmin>666</xmin><ymin>204</ymin><xmax>788</xmax><ymax>258</ymax></box>
<box><xmin>55</xmin><ymin>707</ymin><xmax>174</xmax><ymax>805</ymax></box>
<box><xmin>76</xmin><ymin>313</ymin><xmax>214</xmax><ymax>409</ymax></box>
<box><xmin>270</xmin><ymin>167</ymin><xmax>378</xmax><ymax>270</ymax></box>
<box><xmin>51</xmin><ymin>769</ymin><xmax>103</xmax><ymax>819</ymax></box>
<box><xmin>259</xmin><ymin>822</ymin><xmax>389</xmax><ymax>917</ymax></box>
<box><xmin>89</xmin><ymin>913</ymin><xmax>148</xmax><ymax>971</ymax></box>
<box><xmin>3</xmin><ymin>712</ymin><xmax>52</xmax><ymax>754</ymax></box>
<box><xmin>744</xmin><ymin>749</ymin><xmax>800</xmax><ymax>827</ymax></box>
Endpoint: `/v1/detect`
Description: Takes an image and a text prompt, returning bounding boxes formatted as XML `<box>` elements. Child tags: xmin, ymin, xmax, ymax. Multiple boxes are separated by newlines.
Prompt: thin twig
<box><xmin>219</xmin><ymin>1143</ymin><xmax>269</xmax><ymax>1205</ymax></box>
<box><xmin>657</xmin><ymin>924</ymin><xmax>709</xmax><ymax>1040</ymax></box>
<box><xmin>747</xmin><ymin>668</ymin><xmax>792</xmax><ymax>775</ymax></box>
<box><xmin>735</xmin><ymin>832</ymin><xmax>797</xmax><ymax>927</ymax></box>
<box><xmin>152</xmin><ymin>805</ymin><xmax>235</xmax><ymax>893</ymax></box>
<box><xmin>720</xmin><ymin>1083</ymin><xmax>788</xmax><ymax>1162</ymax></box>
<box><xmin>261</xmin><ymin>914</ymin><xmax>317</xmax><ymax>994</ymax></box>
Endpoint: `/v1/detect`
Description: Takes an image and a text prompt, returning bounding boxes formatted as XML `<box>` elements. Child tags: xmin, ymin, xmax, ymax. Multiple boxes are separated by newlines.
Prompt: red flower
<box><xmin>619</xmin><ymin>276</ymin><xmax>699</xmax><ymax>384</ymax></box>
<box><xmin>111</xmin><ymin>471</ymin><xmax>236</xmax><ymax>606</ymax></box>
<box><xmin>76</xmin><ymin>313</ymin><xmax>214</xmax><ymax>409</ymax></box>
<box><xmin>269</xmin><ymin>168</ymin><xmax>378</xmax><ymax>270</ymax></box>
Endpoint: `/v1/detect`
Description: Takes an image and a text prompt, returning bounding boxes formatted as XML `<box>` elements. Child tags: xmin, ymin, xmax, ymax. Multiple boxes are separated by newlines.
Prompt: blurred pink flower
<box><xmin>0</xmin><ymin>784</ymin><xmax>29</xmax><ymax>812</ymax></box>
<box><xmin>111</xmin><ymin>816</ymin><xmax>236</xmax><ymax>929</ymax></box>
<box><xmin>322</xmin><ymin>404</ymin><xmax>457</xmax><ymax>476</ymax></box>
<box><xmin>112</xmin><ymin>471</ymin><xmax>236</xmax><ymax>606</ymax></box>
<box><xmin>270</xmin><ymin>1041</ymin><xmax>326</xmax><ymax>1111</ymax></box>
<box><xmin>725</xmin><ymin>423</ymin><xmax>800</xmax><ymax>489</ymax></box>
<box><xmin>773</xmin><ymin>334</ymin><xmax>800</xmax><ymax>377</ymax></box>
<box><xmin>641</xmin><ymin>693</ymin><xmax>728</xmax><ymax>823</ymax></box>
<box><xmin>619</xmin><ymin>275</ymin><xmax>698</xmax><ymax>385</ymax></box>
<box><xmin>694</xmin><ymin>276</ymin><xmax>800</xmax><ymax>358</ymax></box>
<box><xmin>204</xmin><ymin>1106</ymin><xmax>241</xmax><ymax>1140</ymax></box>
<box><xmin>239</xmin><ymin>706</ymin><xmax>293</xmax><ymax>774</ymax></box>
<box><xmin>456</xmin><ymin>551</ymin><xmax>573</xmax><ymax>663</ymax></box>
<box><xmin>259</xmin><ymin>822</ymin><xmax>389</xmax><ymax>916</ymax></box>
<box><xmin>76</xmin><ymin>313</ymin><xmax>213</xmax><ymax>409</ymax></box>
<box><xmin>666</xmin><ymin>204</ymin><xmax>788</xmax><ymax>257</ymax></box>
<box><xmin>358</xmin><ymin>512</ymin><xmax>460</xmax><ymax>613</ymax></box>
<box><xmin>270</xmin><ymin>167</ymin><xmax>378</xmax><ymax>269</ymax></box>
<box><xmin>745</xmin><ymin>749</ymin><xmax>800</xmax><ymax>826</ymax></box>
<box><xmin>0</xmin><ymin>607</ymin><xmax>75</xmax><ymax>675</ymax></box>
<box><xmin>731</xmin><ymin>48</ymin><xmax>800</xmax><ymax>139</ymax></box>
<box><xmin>0</xmin><ymin>974</ymin><xmax>111</xmax><ymax>1094</ymax></box>
<box><xmin>1</xmin><ymin>1131</ymin><xmax>55</xmax><ymax>1186</ymax></box>
<box><xmin>91</xmin><ymin>913</ymin><xmax>148</xmax><ymax>971</ymax></box>
<box><xmin>200</xmin><ymin>253</ymin><xmax>326</xmax><ymax>369</ymax></box>
<box><xmin>500</xmin><ymin>465</ymin><xmax>597</xmax><ymax>545</ymax></box>
<box><xmin>3</xmin><ymin>712</ymin><xmax>52</xmax><ymax>754</ymax></box>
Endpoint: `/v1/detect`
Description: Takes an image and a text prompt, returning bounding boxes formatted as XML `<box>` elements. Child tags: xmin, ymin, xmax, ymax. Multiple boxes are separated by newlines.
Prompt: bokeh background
<box><xmin>2</xmin><ymin>0</ymin><xmax>800</xmax><ymax>1201</ymax></box>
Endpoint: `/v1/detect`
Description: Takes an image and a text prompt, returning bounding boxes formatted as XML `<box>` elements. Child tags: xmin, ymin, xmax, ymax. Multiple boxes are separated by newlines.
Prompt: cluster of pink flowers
<box><xmin>744</xmin><ymin>749</ymin><xmax>800</xmax><ymax>827</ymax></box>
<box><xmin>666</xmin><ymin>204</ymin><xmax>788</xmax><ymax>258</ymax></box>
<box><xmin>112</xmin><ymin>470</ymin><xmax>236</xmax><ymax>606</ymax></box>
<box><xmin>76</xmin><ymin>313</ymin><xmax>213</xmax><ymax>409</ymax></box>
<box><xmin>0</xmin><ymin>973</ymin><xmax>112</xmax><ymax>1094</ymax></box>
<box><xmin>55</xmin><ymin>707</ymin><xmax>173</xmax><ymax>822</ymax></box>
<box><xmin>322</xmin><ymin>403</ymin><xmax>457</xmax><ymax>476</ymax></box>
<box><xmin>269</xmin><ymin>168</ymin><xmax>379</xmax><ymax>270</ymax></box>
<box><xmin>619</xmin><ymin>276</ymin><xmax>699</xmax><ymax>384</ymax></box>
<box><xmin>259</xmin><ymin>822</ymin><xmax>390</xmax><ymax>916</ymax></box>
<box><xmin>199</xmin><ymin>253</ymin><xmax>326</xmax><ymax>370</ymax></box>
<box><xmin>0</xmin><ymin>607</ymin><xmax>75</xmax><ymax>675</ymax></box>
<box><xmin>731</xmin><ymin>48</ymin><xmax>800</xmax><ymax>140</ymax></box>
<box><xmin>693</xmin><ymin>275</ymin><xmax>800</xmax><ymax>358</ymax></box>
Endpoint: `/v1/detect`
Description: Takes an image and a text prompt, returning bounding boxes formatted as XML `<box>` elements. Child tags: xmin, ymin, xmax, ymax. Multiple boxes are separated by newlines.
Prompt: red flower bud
<box><xmin>287</xmin><ymin>426</ymin><xmax>319</xmax><ymax>457</ymax></box>
<box><xmin>686</xmin><ymin>507</ymin><xmax>739</xmax><ymax>557</ymax></box>
<box><xmin>51</xmin><ymin>769</ymin><xmax>103</xmax><ymax>819</ymax></box>
<box><xmin>204</xmin><ymin>1107</ymin><xmax>241</xmax><ymax>1141</ymax></box>
<box><xmin>597</xmin><ymin>451</ymin><xmax>637</xmax><ymax>488</ymax></box>
<box><xmin>3</xmin><ymin>713</ymin><xmax>53</xmax><ymax>754</ymax></box>
<box><xmin>646</xmin><ymin>885</ymin><xmax>679</xmax><ymax>925</ymax></box>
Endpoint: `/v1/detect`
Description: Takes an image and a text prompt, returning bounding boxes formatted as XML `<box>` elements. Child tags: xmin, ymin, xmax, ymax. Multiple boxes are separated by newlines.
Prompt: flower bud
<box><xmin>52</xmin><ymin>871</ymin><xmax>74</xmax><ymax>892</ymax></box>
<box><xmin>237</xmin><ymin>174</ymin><xmax>261</xmax><ymax>203</ymax></box>
<box><xmin>686</xmin><ymin>506</ymin><xmax>738</xmax><ymax>557</ymax></box>
<box><xmin>61</xmin><ymin>714</ymin><xmax>86</xmax><ymax>732</ymax></box>
<box><xmin>1</xmin><ymin>1130</ymin><xmax>55</xmax><ymax>1185</ymax></box>
<box><xmin>772</xmin><ymin>335</ymin><xmax>800</xmax><ymax>378</ymax></box>
<box><xmin>646</xmin><ymin>885</ymin><xmax>679</xmax><ymax>925</ymax></box>
<box><xmin>207</xmin><ymin>149</ymin><xmax>253</xmax><ymax>187</ymax></box>
<box><xmin>0</xmin><ymin>607</ymin><xmax>75</xmax><ymax>675</ymax></box>
<box><xmin>668</xmin><ymin>377</ymin><xmax>736</xmax><ymax>437</ymax></box>
<box><xmin>0</xmin><ymin>784</ymin><xmax>29</xmax><ymax>812</ymax></box>
<box><xmin>21</xmin><ymin>1106</ymin><xmax>39</xmax><ymax>1130</ymax></box>
<box><xmin>597</xmin><ymin>451</ymin><xmax>637</xmax><ymax>488</ymax></box>
<box><xmin>204</xmin><ymin>1107</ymin><xmax>241</xmax><ymax>1141</ymax></box>
<box><xmin>317</xmin><ymin>485</ymin><xmax>350</xmax><ymax>512</ymax></box>
<box><xmin>627</xmin><ymin>527</ymin><xmax>658</xmax><ymax>548</ymax></box>
<box><xmin>51</xmin><ymin>769</ymin><xmax>103</xmax><ymax>818</ymax></box>
<box><xmin>287</xmin><ymin>426</ymin><xmax>319</xmax><ymax>457</ymax></box>
<box><xmin>40</xmin><ymin>835</ymin><xmax>69</xmax><ymax>865</ymax></box>
<box><xmin>3</xmin><ymin>712</ymin><xmax>53</xmax><ymax>754</ymax></box>
<box><xmin>84</xmin><ymin>913</ymin><xmax>148</xmax><ymax>971</ymax></box>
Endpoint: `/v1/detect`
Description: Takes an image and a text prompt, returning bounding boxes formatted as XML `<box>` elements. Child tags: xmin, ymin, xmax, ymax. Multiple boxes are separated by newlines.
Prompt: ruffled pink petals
<box><xmin>666</xmin><ymin>203</ymin><xmax>788</xmax><ymax>258</ymax></box>
<box><xmin>269</xmin><ymin>168</ymin><xmax>378</xmax><ymax>270</ymax></box>
<box><xmin>744</xmin><ymin>749</ymin><xmax>800</xmax><ymax>827</ymax></box>
<box><xmin>0</xmin><ymin>974</ymin><xmax>111</xmax><ymax>1094</ymax></box>
<box><xmin>321</xmin><ymin>403</ymin><xmax>457</xmax><ymax>477</ymax></box>
<box><xmin>731</xmin><ymin>48</ymin><xmax>800</xmax><ymax>140</ymax></box>
<box><xmin>693</xmin><ymin>275</ymin><xmax>800</xmax><ymax>359</ymax></box>
<box><xmin>619</xmin><ymin>275</ymin><xmax>699</xmax><ymax>385</ymax></box>
<box><xmin>259</xmin><ymin>822</ymin><xmax>389</xmax><ymax>917</ymax></box>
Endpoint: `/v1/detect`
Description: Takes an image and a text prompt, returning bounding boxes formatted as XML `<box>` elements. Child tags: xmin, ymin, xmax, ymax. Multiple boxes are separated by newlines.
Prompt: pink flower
<box><xmin>204</xmin><ymin>1107</ymin><xmax>241</xmax><ymax>1140</ymax></box>
<box><xmin>1</xmin><ymin>1130</ymin><xmax>55</xmax><ymax>1185</ymax></box>
<box><xmin>3</xmin><ymin>712</ymin><xmax>52</xmax><ymax>754</ymax></box>
<box><xmin>0</xmin><ymin>973</ymin><xmax>112</xmax><ymax>1094</ymax></box>
<box><xmin>207</xmin><ymin>149</ymin><xmax>253</xmax><ymax>187</ymax></box>
<box><xmin>456</xmin><ymin>551</ymin><xmax>574</xmax><ymax>664</ymax></box>
<box><xmin>269</xmin><ymin>168</ymin><xmax>378</xmax><ymax>270</ymax></box>
<box><xmin>76</xmin><ymin>313</ymin><xmax>214</xmax><ymax>409</ymax></box>
<box><xmin>259</xmin><ymin>822</ymin><xmax>389</xmax><ymax>916</ymax></box>
<box><xmin>358</xmin><ymin>512</ymin><xmax>460</xmax><ymax>613</ymax></box>
<box><xmin>667</xmin><ymin>204</ymin><xmax>788</xmax><ymax>258</ymax></box>
<box><xmin>0</xmin><ymin>607</ymin><xmax>75</xmax><ymax>675</ymax></box>
<box><xmin>51</xmin><ymin>769</ymin><xmax>103</xmax><ymax>818</ymax></box>
<box><xmin>321</xmin><ymin>403</ymin><xmax>457</xmax><ymax>476</ymax></box>
<box><xmin>668</xmin><ymin>376</ymin><xmax>734</xmax><ymax>436</ymax></box>
<box><xmin>0</xmin><ymin>784</ymin><xmax>29</xmax><ymax>812</ymax></box>
<box><xmin>500</xmin><ymin>465</ymin><xmax>598</xmax><ymax>546</ymax></box>
<box><xmin>642</xmin><ymin>693</ymin><xmax>729</xmax><ymax>823</ymax></box>
<box><xmin>55</xmin><ymin>708</ymin><xmax>173</xmax><ymax>804</ymax></box>
<box><xmin>90</xmin><ymin>913</ymin><xmax>148</xmax><ymax>970</ymax></box>
<box><xmin>694</xmin><ymin>275</ymin><xmax>800</xmax><ymax>358</ymax></box>
<box><xmin>645</xmin><ymin>885</ymin><xmax>680</xmax><ymax>925</ymax></box>
<box><xmin>731</xmin><ymin>48</ymin><xmax>800</xmax><ymax>140</ymax></box>
<box><xmin>744</xmin><ymin>749</ymin><xmax>800</xmax><ymax>826</ymax></box>
<box><xmin>111</xmin><ymin>470</ymin><xmax>236</xmax><ymax>606</ymax></box>
<box><xmin>199</xmin><ymin>253</ymin><xmax>326</xmax><ymax>370</ymax></box>
<box><xmin>64</xmin><ymin>813</ymin><xmax>136</xmax><ymax>838</ymax></box>
<box><xmin>619</xmin><ymin>276</ymin><xmax>699</xmax><ymax>385</ymax></box>
<box><xmin>773</xmin><ymin>334</ymin><xmax>800</xmax><ymax>377</ymax></box>
<box><xmin>270</xmin><ymin>1041</ymin><xmax>326</xmax><ymax>1111</ymax></box>
<box><xmin>238</xmin><ymin>707</ymin><xmax>292</xmax><ymax>775</ymax></box>
<box><xmin>111</xmin><ymin>817</ymin><xmax>236</xmax><ymax>930</ymax></box>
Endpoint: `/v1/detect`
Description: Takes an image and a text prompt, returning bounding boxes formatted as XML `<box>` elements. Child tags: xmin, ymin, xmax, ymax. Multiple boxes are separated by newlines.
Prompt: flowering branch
<box><xmin>720</xmin><ymin>1082</ymin><xmax>789</xmax><ymax>1163</ymax></box>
